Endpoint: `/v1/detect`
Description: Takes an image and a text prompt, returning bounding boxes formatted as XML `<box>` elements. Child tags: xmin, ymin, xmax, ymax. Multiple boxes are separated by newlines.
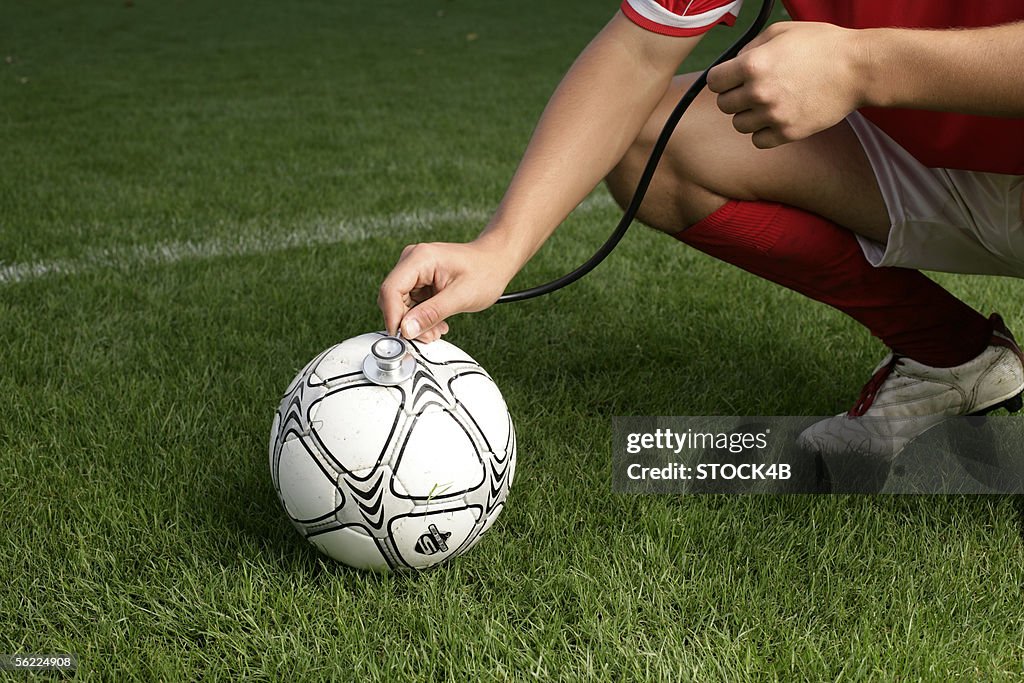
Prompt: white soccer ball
<box><xmin>269</xmin><ymin>332</ymin><xmax>516</xmax><ymax>570</ymax></box>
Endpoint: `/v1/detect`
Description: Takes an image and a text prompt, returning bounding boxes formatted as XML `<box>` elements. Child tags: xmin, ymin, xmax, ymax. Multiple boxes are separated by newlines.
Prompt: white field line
<box><xmin>0</xmin><ymin>194</ymin><xmax>618</xmax><ymax>286</ymax></box>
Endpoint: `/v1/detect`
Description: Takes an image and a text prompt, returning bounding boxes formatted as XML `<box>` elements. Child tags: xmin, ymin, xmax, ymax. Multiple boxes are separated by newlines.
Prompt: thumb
<box><xmin>400</xmin><ymin>287</ymin><xmax>465</xmax><ymax>340</ymax></box>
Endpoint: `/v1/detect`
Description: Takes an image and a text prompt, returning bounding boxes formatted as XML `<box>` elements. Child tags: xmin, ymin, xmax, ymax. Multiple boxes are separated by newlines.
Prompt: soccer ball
<box><xmin>269</xmin><ymin>332</ymin><xmax>516</xmax><ymax>570</ymax></box>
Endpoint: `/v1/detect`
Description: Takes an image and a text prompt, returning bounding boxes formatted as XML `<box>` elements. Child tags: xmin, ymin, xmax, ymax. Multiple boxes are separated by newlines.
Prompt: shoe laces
<box><xmin>848</xmin><ymin>356</ymin><xmax>901</xmax><ymax>417</ymax></box>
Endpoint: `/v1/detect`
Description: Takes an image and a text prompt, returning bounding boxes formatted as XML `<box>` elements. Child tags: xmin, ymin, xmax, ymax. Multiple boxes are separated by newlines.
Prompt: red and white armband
<box><xmin>620</xmin><ymin>0</ymin><xmax>743</xmax><ymax>36</ymax></box>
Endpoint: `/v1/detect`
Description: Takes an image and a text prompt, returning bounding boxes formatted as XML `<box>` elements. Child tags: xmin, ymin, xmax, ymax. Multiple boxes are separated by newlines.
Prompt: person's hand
<box><xmin>707</xmin><ymin>21</ymin><xmax>868</xmax><ymax>149</ymax></box>
<box><xmin>377</xmin><ymin>239</ymin><xmax>517</xmax><ymax>343</ymax></box>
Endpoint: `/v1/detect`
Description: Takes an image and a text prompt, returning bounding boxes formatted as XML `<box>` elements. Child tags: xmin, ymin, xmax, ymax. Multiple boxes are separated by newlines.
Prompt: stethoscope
<box><xmin>366</xmin><ymin>1</ymin><xmax>776</xmax><ymax>384</ymax></box>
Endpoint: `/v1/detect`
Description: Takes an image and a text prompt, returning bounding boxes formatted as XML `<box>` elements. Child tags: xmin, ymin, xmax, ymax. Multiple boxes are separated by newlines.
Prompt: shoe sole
<box><xmin>970</xmin><ymin>390</ymin><xmax>1024</xmax><ymax>417</ymax></box>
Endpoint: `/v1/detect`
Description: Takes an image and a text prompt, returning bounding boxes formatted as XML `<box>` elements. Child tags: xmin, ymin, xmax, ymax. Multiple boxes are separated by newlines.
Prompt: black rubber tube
<box><xmin>496</xmin><ymin>0</ymin><xmax>776</xmax><ymax>304</ymax></box>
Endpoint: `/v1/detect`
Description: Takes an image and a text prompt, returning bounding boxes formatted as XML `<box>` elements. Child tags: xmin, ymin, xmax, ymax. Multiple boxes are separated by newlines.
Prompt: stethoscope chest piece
<box><xmin>362</xmin><ymin>336</ymin><xmax>417</xmax><ymax>386</ymax></box>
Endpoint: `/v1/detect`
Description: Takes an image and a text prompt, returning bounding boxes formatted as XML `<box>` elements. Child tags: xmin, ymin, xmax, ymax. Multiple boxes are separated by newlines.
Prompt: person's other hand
<box><xmin>707</xmin><ymin>22</ymin><xmax>867</xmax><ymax>148</ymax></box>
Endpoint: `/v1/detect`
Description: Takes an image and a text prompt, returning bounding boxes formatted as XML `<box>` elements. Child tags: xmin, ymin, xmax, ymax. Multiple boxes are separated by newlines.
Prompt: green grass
<box><xmin>3</xmin><ymin>0</ymin><xmax>1024</xmax><ymax>680</ymax></box>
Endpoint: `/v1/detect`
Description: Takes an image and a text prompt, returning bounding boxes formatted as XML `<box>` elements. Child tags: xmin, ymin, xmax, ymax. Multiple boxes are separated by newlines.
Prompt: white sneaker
<box><xmin>798</xmin><ymin>314</ymin><xmax>1024</xmax><ymax>461</ymax></box>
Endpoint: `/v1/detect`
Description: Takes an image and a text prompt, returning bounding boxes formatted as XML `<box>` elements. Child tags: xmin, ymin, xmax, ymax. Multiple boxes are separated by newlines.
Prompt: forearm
<box><xmin>476</xmin><ymin>13</ymin><xmax>699</xmax><ymax>271</ymax></box>
<box><xmin>856</xmin><ymin>22</ymin><xmax>1024</xmax><ymax>116</ymax></box>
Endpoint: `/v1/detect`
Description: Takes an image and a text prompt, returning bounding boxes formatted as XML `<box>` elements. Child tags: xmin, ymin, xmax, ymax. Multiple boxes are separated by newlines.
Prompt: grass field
<box><xmin>4</xmin><ymin>0</ymin><xmax>1024</xmax><ymax>680</ymax></box>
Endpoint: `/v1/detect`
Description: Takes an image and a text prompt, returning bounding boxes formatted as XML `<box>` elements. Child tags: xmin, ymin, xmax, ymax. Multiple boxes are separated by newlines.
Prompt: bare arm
<box><xmin>707</xmin><ymin>20</ymin><xmax>1024</xmax><ymax>149</ymax></box>
<box><xmin>476</xmin><ymin>13</ymin><xmax>701</xmax><ymax>269</ymax></box>
<box><xmin>860</xmin><ymin>21</ymin><xmax>1024</xmax><ymax>116</ymax></box>
<box><xmin>379</xmin><ymin>12</ymin><xmax>701</xmax><ymax>340</ymax></box>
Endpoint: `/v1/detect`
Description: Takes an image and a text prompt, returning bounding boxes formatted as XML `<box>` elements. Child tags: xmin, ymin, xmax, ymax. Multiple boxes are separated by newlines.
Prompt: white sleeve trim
<box><xmin>624</xmin><ymin>0</ymin><xmax>743</xmax><ymax>30</ymax></box>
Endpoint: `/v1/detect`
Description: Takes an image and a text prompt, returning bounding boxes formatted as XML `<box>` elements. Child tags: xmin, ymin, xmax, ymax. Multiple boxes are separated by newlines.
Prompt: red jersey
<box><xmin>620</xmin><ymin>0</ymin><xmax>1024</xmax><ymax>174</ymax></box>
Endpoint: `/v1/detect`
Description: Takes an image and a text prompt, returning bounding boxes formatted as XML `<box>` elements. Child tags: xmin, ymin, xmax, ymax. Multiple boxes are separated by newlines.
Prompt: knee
<box><xmin>605</xmin><ymin>143</ymin><xmax>647</xmax><ymax>215</ymax></box>
<box><xmin>609</xmin><ymin>78</ymin><xmax>698</xmax><ymax>198</ymax></box>
<box><xmin>604</xmin><ymin>73</ymin><xmax>727</xmax><ymax>232</ymax></box>
<box><xmin>604</xmin><ymin>101</ymin><xmax>678</xmax><ymax>221</ymax></box>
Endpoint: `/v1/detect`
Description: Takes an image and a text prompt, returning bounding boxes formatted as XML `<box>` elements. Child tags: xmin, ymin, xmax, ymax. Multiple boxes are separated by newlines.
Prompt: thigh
<box><xmin>653</xmin><ymin>73</ymin><xmax>891</xmax><ymax>242</ymax></box>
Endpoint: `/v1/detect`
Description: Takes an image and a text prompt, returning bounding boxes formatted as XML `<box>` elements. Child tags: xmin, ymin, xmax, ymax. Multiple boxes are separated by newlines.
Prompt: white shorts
<box><xmin>846</xmin><ymin>111</ymin><xmax>1024</xmax><ymax>278</ymax></box>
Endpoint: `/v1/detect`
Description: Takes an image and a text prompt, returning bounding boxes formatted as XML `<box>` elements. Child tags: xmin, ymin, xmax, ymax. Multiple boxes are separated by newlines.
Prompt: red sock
<box><xmin>674</xmin><ymin>200</ymin><xmax>991</xmax><ymax>367</ymax></box>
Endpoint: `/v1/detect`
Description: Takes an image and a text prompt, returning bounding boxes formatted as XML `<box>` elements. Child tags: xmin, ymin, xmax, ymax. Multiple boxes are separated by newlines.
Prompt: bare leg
<box><xmin>603</xmin><ymin>72</ymin><xmax>994</xmax><ymax>372</ymax></box>
<box><xmin>605</xmin><ymin>73</ymin><xmax>890</xmax><ymax>242</ymax></box>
